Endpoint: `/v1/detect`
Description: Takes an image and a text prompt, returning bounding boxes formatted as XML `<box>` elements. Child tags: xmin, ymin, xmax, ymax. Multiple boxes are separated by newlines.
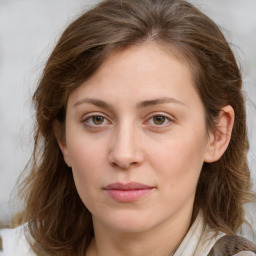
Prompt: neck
<box><xmin>86</xmin><ymin>210</ymin><xmax>193</xmax><ymax>256</ymax></box>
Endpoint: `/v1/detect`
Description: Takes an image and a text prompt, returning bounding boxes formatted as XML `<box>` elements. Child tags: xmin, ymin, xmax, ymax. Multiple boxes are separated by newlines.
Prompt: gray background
<box><xmin>0</xmin><ymin>0</ymin><xmax>255</xmax><ymax>235</ymax></box>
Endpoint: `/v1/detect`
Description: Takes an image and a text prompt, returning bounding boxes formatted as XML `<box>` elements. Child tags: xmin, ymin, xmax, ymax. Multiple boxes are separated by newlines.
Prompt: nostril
<box><xmin>109</xmin><ymin>151</ymin><xmax>140</xmax><ymax>169</ymax></box>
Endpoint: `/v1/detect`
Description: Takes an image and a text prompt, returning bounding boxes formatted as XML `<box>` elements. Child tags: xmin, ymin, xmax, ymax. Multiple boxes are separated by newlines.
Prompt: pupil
<box><xmin>93</xmin><ymin>116</ymin><xmax>104</xmax><ymax>124</ymax></box>
<box><xmin>154</xmin><ymin>116</ymin><xmax>165</xmax><ymax>125</ymax></box>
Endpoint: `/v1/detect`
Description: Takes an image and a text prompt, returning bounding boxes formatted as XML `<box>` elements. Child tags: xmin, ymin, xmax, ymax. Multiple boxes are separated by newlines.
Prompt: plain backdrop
<box><xmin>0</xmin><ymin>0</ymin><xmax>255</xmax><ymax>236</ymax></box>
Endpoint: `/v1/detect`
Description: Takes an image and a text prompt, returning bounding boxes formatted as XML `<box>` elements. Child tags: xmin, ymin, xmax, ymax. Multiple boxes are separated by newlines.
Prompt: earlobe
<box><xmin>53</xmin><ymin>120</ymin><xmax>71</xmax><ymax>166</ymax></box>
<box><xmin>204</xmin><ymin>105</ymin><xmax>235</xmax><ymax>163</ymax></box>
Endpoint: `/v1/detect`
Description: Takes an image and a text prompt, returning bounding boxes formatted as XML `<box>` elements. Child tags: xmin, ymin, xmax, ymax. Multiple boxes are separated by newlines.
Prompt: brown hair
<box><xmin>19</xmin><ymin>0</ymin><xmax>254</xmax><ymax>255</ymax></box>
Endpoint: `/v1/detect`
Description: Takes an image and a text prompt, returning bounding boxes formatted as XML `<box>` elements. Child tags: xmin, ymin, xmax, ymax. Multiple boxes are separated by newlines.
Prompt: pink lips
<box><xmin>103</xmin><ymin>182</ymin><xmax>154</xmax><ymax>202</ymax></box>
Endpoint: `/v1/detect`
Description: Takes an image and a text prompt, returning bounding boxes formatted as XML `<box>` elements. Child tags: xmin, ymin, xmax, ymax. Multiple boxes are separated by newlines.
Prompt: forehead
<box><xmin>68</xmin><ymin>42</ymin><xmax>202</xmax><ymax>109</ymax></box>
<box><xmin>100</xmin><ymin>42</ymin><xmax>192</xmax><ymax>78</ymax></box>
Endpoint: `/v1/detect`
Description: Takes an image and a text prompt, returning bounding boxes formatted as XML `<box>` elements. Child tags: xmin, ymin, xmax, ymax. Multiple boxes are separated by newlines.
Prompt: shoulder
<box><xmin>208</xmin><ymin>235</ymin><xmax>256</xmax><ymax>256</ymax></box>
<box><xmin>173</xmin><ymin>212</ymin><xmax>227</xmax><ymax>255</ymax></box>
<box><xmin>0</xmin><ymin>224</ymin><xmax>35</xmax><ymax>256</ymax></box>
<box><xmin>175</xmin><ymin>211</ymin><xmax>256</xmax><ymax>256</ymax></box>
<box><xmin>234</xmin><ymin>252</ymin><xmax>256</xmax><ymax>256</ymax></box>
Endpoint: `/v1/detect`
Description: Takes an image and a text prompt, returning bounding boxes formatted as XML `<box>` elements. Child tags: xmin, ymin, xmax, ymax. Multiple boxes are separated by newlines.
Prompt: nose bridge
<box><xmin>109</xmin><ymin>119</ymin><xmax>143</xmax><ymax>168</ymax></box>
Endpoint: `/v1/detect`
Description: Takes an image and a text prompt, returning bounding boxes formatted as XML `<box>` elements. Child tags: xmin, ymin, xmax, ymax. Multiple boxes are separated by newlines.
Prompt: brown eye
<box><xmin>83</xmin><ymin>114</ymin><xmax>111</xmax><ymax>128</ymax></box>
<box><xmin>152</xmin><ymin>115</ymin><xmax>167</xmax><ymax>125</ymax></box>
<box><xmin>92</xmin><ymin>116</ymin><xmax>105</xmax><ymax>125</ymax></box>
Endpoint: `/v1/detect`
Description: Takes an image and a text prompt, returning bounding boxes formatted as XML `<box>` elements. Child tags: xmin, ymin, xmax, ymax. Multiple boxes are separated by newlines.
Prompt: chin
<box><xmin>97</xmin><ymin>210</ymin><xmax>157</xmax><ymax>234</ymax></box>
<box><xmin>108</xmin><ymin>221</ymin><xmax>152</xmax><ymax>234</ymax></box>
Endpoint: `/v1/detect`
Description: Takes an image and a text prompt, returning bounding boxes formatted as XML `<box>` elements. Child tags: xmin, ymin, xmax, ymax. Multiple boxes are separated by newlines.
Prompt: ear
<box><xmin>204</xmin><ymin>105</ymin><xmax>235</xmax><ymax>163</ymax></box>
<box><xmin>53</xmin><ymin>120</ymin><xmax>71</xmax><ymax>167</ymax></box>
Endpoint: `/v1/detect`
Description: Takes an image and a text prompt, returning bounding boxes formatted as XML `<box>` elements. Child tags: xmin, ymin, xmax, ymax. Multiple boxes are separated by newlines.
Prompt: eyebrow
<box><xmin>137</xmin><ymin>97</ymin><xmax>185</xmax><ymax>108</ymax></box>
<box><xmin>73</xmin><ymin>97</ymin><xmax>185</xmax><ymax>109</ymax></box>
<box><xmin>74</xmin><ymin>98</ymin><xmax>109</xmax><ymax>108</ymax></box>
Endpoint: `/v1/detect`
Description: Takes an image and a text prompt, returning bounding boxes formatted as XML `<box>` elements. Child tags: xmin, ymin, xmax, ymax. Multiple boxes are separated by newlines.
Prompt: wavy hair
<box><xmin>19</xmin><ymin>0</ymin><xmax>254</xmax><ymax>255</ymax></box>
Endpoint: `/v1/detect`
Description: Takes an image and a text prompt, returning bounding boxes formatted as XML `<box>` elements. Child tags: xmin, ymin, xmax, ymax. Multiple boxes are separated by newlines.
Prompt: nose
<box><xmin>108</xmin><ymin>123</ymin><xmax>144</xmax><ymax>169</ymax></box>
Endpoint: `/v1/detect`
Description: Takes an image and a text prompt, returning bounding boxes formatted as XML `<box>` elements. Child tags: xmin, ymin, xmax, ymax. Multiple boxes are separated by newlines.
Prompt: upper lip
<box><xmin>104</xmin><ymin>182</ymin><xmax>154</xmax><ymax>190</ymax></box>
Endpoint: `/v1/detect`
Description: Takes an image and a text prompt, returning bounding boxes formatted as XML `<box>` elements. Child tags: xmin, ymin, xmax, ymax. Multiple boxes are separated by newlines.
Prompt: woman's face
<box><xmin>60</xmin><ymin>42</ymin><xmax>213</xmax><ymax>234</ymax></box>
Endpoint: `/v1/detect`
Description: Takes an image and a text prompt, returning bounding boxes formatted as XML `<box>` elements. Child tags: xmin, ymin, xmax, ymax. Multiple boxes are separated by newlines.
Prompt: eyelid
<box><xmin>82</xmin><ymin>112</ymin><xmax>112</xmax><ymax>127</ymax></box>
<box><xmin>145</xmin><ymin>112</ymin><xmax>175</xmax><ymax>126</ymax></box>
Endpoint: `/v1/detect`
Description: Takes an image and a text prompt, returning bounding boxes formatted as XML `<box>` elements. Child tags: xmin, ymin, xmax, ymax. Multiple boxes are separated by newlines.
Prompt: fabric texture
<box><xmin>207</xmin><ymin>235</ymin><xmax>256</xmax><ymax>256</ymax></box>
<box><xmin>173</xmin><ymin>212</ymin><xmax>225</xmax><ymax>255</ymax></box>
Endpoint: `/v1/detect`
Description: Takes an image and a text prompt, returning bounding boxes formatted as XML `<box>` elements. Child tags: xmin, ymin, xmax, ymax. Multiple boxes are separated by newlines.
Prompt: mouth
<box><xmin>103</xmin><ymin>182</ymin><xmax>155</xmax><ymax>202</ymax></box>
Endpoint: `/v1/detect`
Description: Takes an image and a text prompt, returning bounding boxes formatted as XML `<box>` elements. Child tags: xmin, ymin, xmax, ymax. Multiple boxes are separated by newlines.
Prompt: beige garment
<box><xmin>173</xmin><ymin>212</ymin><xmax>225</xmax><ymax>255</ymax></box>
<box><xmin>173</xmin><ymin>212</ymin><xmax>256</xmax><ymax>256</ymax></box>
<box><xmin>234</xmin><ymin>253</ymin><xmax>256</xmax><ymax>256</ymax></box>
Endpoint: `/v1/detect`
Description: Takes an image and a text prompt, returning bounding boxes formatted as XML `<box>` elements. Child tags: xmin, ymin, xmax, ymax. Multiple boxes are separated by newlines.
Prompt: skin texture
<box><xmin>57</xmin><ymin>42</ymin><xmax>234</xmax><ymax>256</ymax></box>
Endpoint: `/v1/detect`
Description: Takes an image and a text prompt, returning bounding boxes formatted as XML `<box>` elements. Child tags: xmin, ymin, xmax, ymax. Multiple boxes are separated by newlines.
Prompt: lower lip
<box><xmin>105</xmin><ymin>188</ymin><xmax>153</xmax><ymax>202</ymax></box>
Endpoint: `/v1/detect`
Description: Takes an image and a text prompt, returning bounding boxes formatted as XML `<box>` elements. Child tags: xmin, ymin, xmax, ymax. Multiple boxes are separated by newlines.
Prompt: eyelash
<box><xmin>82</xmin><ymin>114</ymin><xmax>111</xmax><ymax>128</ymax></box>
<box><xmin>145</xmin><ymin>113</ymin><xmax>174</xmax><ymax>127</ymax></box>
<box><xmin>82</xmin><ymin>113</ymin><xmax>174</xmax><ymax>128</ymax></box>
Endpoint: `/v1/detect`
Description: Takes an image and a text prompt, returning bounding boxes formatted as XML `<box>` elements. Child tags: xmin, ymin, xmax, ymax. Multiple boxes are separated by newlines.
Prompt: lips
<box><xmin>103</xmin><ymin>182</ymin><xmax>154</xmax><ymax>202</ymax></box>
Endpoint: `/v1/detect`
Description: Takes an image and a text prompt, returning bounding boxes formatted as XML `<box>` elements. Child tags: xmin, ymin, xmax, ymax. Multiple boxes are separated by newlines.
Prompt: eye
<box><xmin>146</xmin><ymin>114</ymin><xmax>173</xmax><ymax>127</ymax></box>
<box><xmin>91</xmin><ymin>116</ymin><xmax>105</xmax><ymax>125</ymax></box>
<box><xmin>152</xmin><ymin>115</ymin><xmax>168</xmax><ymax>125</ymax></box>
<box><xmin>83</xmin><ymin>114</ymin><xmax>110</xmax><ymax>127</ymax></box>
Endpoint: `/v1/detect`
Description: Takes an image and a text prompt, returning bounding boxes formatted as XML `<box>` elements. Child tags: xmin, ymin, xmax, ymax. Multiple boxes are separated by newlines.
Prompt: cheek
<box><xmin>69</xmin><ymin>148</ymin><xmax>102</xmax><ymax>211</ymax></box>
<box><xmin>150</xmin><ymin>139</ymin><xmax>204</xmax><ymax>210</ymax></box>
<box><xmin>66</xmin><ymin>124</ymin><xmax>105</xmax><ymax>170</ymax></box>
<box><xmin>150</xmin><ymin>128</ymin><xmax>207</xmax><ymax>188</ymax></box>
<box><xmin>66</xmin><ymin>136</ymin><xmax>106</xmax><ymax>198</ymax></box>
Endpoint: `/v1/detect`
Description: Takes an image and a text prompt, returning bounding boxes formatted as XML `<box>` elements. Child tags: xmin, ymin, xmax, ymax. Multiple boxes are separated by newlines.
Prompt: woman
<box><xmin>1</xmin><ymin>0</ymin><xmax>256</xmax><ymax>255</ymax></box>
